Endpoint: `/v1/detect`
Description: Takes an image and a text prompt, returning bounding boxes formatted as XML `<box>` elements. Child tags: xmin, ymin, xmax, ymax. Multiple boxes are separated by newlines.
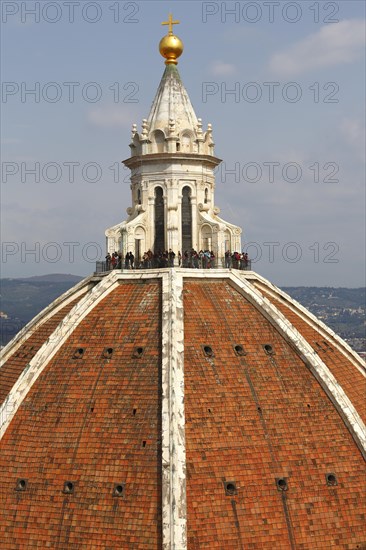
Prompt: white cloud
<box><xmin>341</xmin><ymin>117</ymin><xmax>364</xmax><ymax>143</ymax></box>
<box><xmin>340</xmin><ymin>117</ymin><xmax>366</xmax><ymax>160</ymax></box>
<box><xmin>269</xmin><ymin>19</ymin><xmax>365</xmax><ymax>76</ymax></box>
<box><xmin>87</xmin><ymin>106</ymin><xmax>134</xmax><ymax>129</ymax></box>
<box><xmin>209</xmin><ymin>60</ymin><xmax>237</xmax><ymax>76</ymax></box>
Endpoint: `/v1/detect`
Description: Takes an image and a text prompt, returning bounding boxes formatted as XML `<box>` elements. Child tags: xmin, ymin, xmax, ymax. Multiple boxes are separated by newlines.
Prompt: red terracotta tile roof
<box><xmin>0</xmin><ymin>281</ymin><xmax>162</xmax><ymax>549</ymax></box>
<box><xmin>0</xmin><ymin>273</ymin><xmax>365</xmax><ymax>548</ymax></box>
<box><xmin>0</xmin><ymin>295</ymin><xmax>83</xmax><ymax>404</ymax></box>
<box><xmin>256</xmin><ymin>283</ymin><xmax>366</xmax><ymax>425</ymax></box>
<box><xmin>184</xmin><ymin>279</ymin><xmax>366</xmax><ymax>549</ymax></box>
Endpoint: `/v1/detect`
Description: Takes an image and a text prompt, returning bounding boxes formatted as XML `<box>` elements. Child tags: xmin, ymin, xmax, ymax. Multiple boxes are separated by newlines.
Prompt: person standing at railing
<box><xmin>183</xmin><ymin>251</ymin><xmax>189</xmax><ymax>267</ymax></box>
<box><xmin>204</xmin><ymin>250</ymin><xmax>211</xmax><ymax>268</ymax></box>
<box><xmin>244</xmin><ymin>252</ymin><xmax>249</xmax><ymax>268</ymax></box>
<box><xmin>225</xmin><ymin>250</ymin><xmax>231</xmax><ymax>268</ymax></box>
<box><xmin>168</xmin><ymin>249</ymin><xmax>176</xmax><ymax>267</ymax></box>
<box><xmin>117</xmin><ymin>251</ymin><xmax>123</xmax><ymax>269</ymax></box>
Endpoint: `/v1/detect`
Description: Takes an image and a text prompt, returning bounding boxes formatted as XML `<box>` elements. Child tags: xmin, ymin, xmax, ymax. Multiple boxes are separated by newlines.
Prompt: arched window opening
<box><xmin>181</xmin><ymin>186</ymin><xmax>192</xmax><ymax>253</ymax></box>
<box><xmin>154</xmin><ymin>187</ymin><xmax>165</xmax><ymax>253</ymax></box>
<box><xmin>137</xmin><ymin>189</ymin><xmax>141</xmax><ymax>205</ymax></box>
<box><xmin>204</xmin><ymin>188</ymin><xmax>208</xmax><ymax>204</ymax></box>
<box><xmin>134</xmin><ymin>226</ymin><xmax>146</xmax><ymax>267</ymax></box>
<box><xmin>224</xmin><ymin>229</ymin><xmax>231</xmax><ymax>252</ymax></box>
<box><xmin>201</xmin><ymin>224</ymin><xmax>212</xmax><ymax>251</ymax></box>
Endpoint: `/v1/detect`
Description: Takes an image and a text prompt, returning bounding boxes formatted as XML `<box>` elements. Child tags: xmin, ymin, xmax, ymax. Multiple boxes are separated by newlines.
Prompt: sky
<box><xmin>1</xmin><ymin>0</ymin><xmax>365</xmax><ymax>287</ymax></box>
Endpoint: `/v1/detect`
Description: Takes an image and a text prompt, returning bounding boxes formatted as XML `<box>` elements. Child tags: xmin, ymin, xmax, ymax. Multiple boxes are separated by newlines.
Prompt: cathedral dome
<box><xmin>0</xmin><ymin>269</ymin><xmax>365</xmax><ymax>549</ymax></box>
<box><xmin>1</xmin><ymin>15</ymin><xmax>365</xmax><ymax>550</ymax></box>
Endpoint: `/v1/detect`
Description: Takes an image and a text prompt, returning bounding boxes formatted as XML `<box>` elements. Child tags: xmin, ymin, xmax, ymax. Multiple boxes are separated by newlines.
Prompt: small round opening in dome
<box><xmin>113</xmin><ymin>483</ymin><xmax>125</xmax><ymax>497</ymax></box>
<box><xmin>326</xmin><ymin>473</ymin><xmax>337</xmax><ymax>486</ymax></box>
<box><xmin>234</xmin><ymin>344</ymin><xmax>246</xmax><ymax>356</ymax></box>
<box><xmin>103</xmin><ymin>347</ymin><xmax>114</xmax><ymax>358</ymax></box>
<box><xmin>203</xmin><ymin>345</ymin><xmax>213</xmax><ymax>357</ymax></box>
<box><xmin>63</xmin><ymin>481</ymin><xmax>74</xmax><ymax>494</ymax></box>
<box><xmin>224</xmin><ymin>481</ymin><xmax>237</xmax><ymax>495</ymax></box>
<box><xmin>73</xmin><ymin>348</ymin><xmax>85</xmax><ymax>359</ymax></box>
<box><xmin>134</xmin><ymin>347</ymin><xmax>144</xmax><ymax>357</ymax></box>
<box><xmin>16</xmin><ymin>479</ymin><xmax>27</xmax><ymax>491</ymax></box>
<box><xmin>276</xmin><ymin>478</ymin><xmax>288</xmax><ymax>491</ymax></box>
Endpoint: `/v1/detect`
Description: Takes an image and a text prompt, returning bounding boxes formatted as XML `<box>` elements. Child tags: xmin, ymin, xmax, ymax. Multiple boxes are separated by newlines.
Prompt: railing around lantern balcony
<box><xmin>95</xmin><ymin>257</ymin><xmax>252</xmax><ymax>274</ymax></box>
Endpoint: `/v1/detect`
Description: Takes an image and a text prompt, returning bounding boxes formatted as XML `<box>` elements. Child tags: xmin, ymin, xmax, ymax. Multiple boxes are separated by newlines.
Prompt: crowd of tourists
<box><xmin>103</xmin><ymin>249</ymin><xmax>250</xmax><ymax>271</ymax></box>
<box><xmin>225</xmin><ymin>250</ymin><xmax>250</xmax><ymax>269</ymax></box>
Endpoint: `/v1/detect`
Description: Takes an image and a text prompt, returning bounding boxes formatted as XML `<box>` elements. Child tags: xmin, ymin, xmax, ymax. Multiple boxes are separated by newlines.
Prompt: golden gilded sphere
<box><xmin>159</xmin><ymin>34</ymin><xmax>184</xmax><ymax>64</ymax></box>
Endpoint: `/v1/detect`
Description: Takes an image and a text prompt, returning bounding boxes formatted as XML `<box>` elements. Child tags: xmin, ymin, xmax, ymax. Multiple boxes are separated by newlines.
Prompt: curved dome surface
<box><xmin>0</xmin><ymin>268</ymin><xmax>365</xmax><ymax>549</ymax></box>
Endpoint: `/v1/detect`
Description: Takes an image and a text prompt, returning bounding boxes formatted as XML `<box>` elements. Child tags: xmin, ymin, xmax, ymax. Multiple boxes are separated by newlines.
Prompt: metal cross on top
<box><xmin>162</xmin><ymin>13</ymin><xmax>180</xmax><ymax>35</ymax></box>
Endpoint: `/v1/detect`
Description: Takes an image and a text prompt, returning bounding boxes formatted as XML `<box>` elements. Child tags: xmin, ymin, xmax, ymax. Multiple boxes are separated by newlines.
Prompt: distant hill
<box><xmin>283</xmin><ymin>287</ymin><xmax>365</xmax><ymax>353</ymax></box>
<box><xmin>8</xmin><ymin>274</ymin><xmax>84</xmax><ymax>284</ymax></box>
<box><xmin>0</xmin><ymin>278</ymin><xmax>365</xmax><ymax>353</ymax></box>
<box><xmin>0</xmin><ymin>275</ymin><xmax>83</xmax><ymax>346</ymax></box>
<box><xmin>282</xmin><ymin>287</ymin><xmax>365</xmax><ymax>310</ymax></box>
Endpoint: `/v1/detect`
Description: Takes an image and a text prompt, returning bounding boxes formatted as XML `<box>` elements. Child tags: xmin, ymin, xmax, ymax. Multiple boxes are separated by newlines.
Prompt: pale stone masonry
<box><xmin>105</xmin><ymin>62</ymin><xmax>242</xmax><ymax>263</ymax></box>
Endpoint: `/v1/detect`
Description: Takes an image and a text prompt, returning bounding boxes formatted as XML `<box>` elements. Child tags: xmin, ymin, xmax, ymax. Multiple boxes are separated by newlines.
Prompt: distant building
<box><xmin>1</xmin><ymin>15</ymin><xmax>365</xmax><ymax>549</ymax></box>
